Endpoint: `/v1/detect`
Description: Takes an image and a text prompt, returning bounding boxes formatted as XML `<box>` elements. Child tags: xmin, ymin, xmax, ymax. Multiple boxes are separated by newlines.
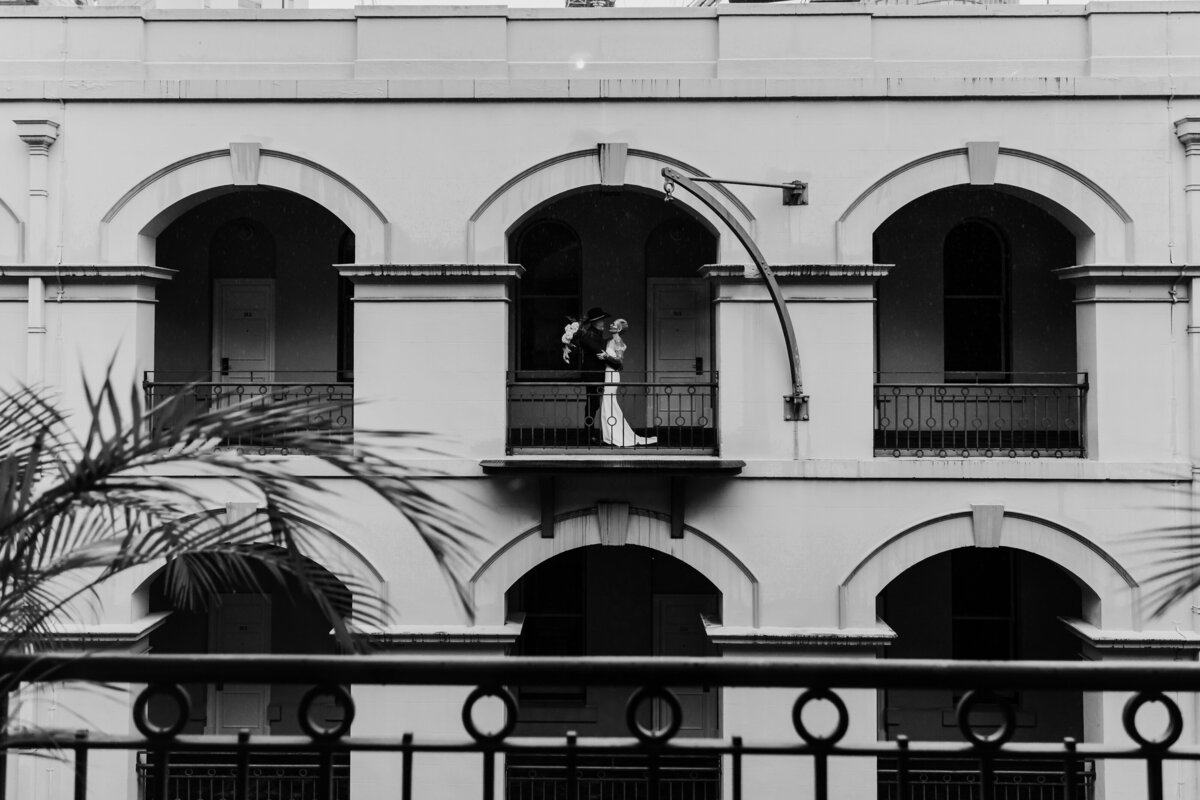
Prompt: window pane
<box><xmin>944</xmin><ymin>221</ymin><xmax>1004</xmax><ymax>295</ymax></box>
<box><xmin>944</xmin><ymin>299</ymin><xmax>1004</xmax><ymax>372</ymax></box>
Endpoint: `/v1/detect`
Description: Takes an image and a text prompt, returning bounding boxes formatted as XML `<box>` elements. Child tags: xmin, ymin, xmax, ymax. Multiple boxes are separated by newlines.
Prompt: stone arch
<box><xmin>470</xmin><ymin>506</ymin><xmax>759</xmax><ymax>628</ymax></box>
<box><xmin>100</xmin><ymin>147</ymin><xmax>391</xmax><ymax>266</ymax></box>
<box><xmin>129</xmin><ymin>505</ymin><xmax>387</xmax><ymax>620</ymax></box>
<box><xmin>0</xmin><ymin>193</ymin><xmax>23</xmax><ymax>262</ymax></box>
<box><xmin>839</xmin><ymin>508</ymin><xmax>1139</xmax><ymax>631</ymax></box>
<box><xmin>836</xmin><ymin>147</ymin><xmax>1134</xmax><ymax>265</ymax></box>
<box><xmin>467</xmin><ymin>147</ymin><xmax>755</xmax><ymax>266</ymax></box>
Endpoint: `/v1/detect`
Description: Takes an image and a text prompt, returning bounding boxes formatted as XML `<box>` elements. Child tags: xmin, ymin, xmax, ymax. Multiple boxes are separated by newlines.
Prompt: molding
<box><xmin>480</xmin><ymin>457</ymin><xmax>745</xmax><ymax>474</ymax></box>
<box><xmin>337</xmin><ymin>263</ymin><xmax>524</xmax><ymax>281</ymax></box>
<box><xmin>13</xmin><ymin>118</ymin><xmax>59</xmax><ymax>150</ymax></box>
<box><xmin>0</xmin><ymin>264</ymin><xmax>177</xmax><ymax>281</ymax></box>
<box><xmin>706</xmin><ymin>624</ymin><xmax>896</xmax><ymax>649</ymax></box>
<box><xmin>1055</xmin><ymin>264</ymin><xmax>1200</xmax><ymax>282</ymax></box>
<box><xmin>701</xmin><ymin>264</ymin><xmax>893</xmax><ymax>282</ymax></box>
<box><xmin>1062</xmin><ymin>618</ymin><xmax>1200</xmax><ymax>652</ymax></box>
<box><xmin>350</xmin><ymin>623</ymin><xmax>524</xmax><ymax>647</ymax></box>
<box><xmin>42</xmin><ymin>612</ymin><xmax>171</xmax><ymax>648</ymax></box>
<box><xmin>101</xmin><ymin>150</ymin><xmax>227</xmax><ymax>225</ymax></box>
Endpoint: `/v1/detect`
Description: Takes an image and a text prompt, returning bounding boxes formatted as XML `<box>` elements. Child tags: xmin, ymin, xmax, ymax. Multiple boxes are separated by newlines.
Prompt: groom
<box><xmin>578</xmin><ymin>306</ymin><xmax>611</xmax><ymax>441</ymax></box>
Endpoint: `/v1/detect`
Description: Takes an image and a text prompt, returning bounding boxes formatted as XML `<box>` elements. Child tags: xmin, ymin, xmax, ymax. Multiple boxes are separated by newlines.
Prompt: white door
<box><xmin>653</xmin><ymin>595</ymin><xmax>719</xmax><ymax>738</ymax></box>
<box><xmin>647</xmin><ymin>280</ymin><xmax>712</xmax><ymax>426</ymax></box>
<box><xmin>212</xmin><ymin>279</ymin><xmax>275</xmax><ymax>380</ymax></box>
<box><xmin>207</xmin><ymin>594</ymin><xmax>271</xmax><ymax>736</ymax></box>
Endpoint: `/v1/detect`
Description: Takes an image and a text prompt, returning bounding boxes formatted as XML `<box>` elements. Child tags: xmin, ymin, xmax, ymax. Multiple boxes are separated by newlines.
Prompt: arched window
<box><xmin>943</xmin><ymin>220</ymin><xmax>1008</xmax><ymax>375</ymax></box>
<box><xmin>512</xmin><ymin>220</ymin><xmax>582</xmax><ymax>372</ymax></box>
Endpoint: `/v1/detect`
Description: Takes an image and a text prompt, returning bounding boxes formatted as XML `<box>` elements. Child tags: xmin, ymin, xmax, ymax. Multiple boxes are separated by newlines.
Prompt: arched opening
<box><xmin>506</xmin><ymin>188</ymin><xmax>718</xmax><ymax>453</ymax></box>
<box><xmin>505</xmin><ymin>545</ymin><xmax>722</xmax><ymax>796</ymax></box>
<box><xmin>877</xmin><ymin>547</ymin><xmax>1091</xmax><ymax>798</ymax></box>
<box><xmin>142</xmin><ymin>548</ymin><xmax>352</xmax><ymax>798</ymax></box>
<box><xmin>147</xmin><ymin>188</ymin><xmax>354</xmax><ymax>442</ymax></box>
<box><xmin>873</xmin><ymin>187</ymin><xmax>1084</xmax><ymax>457</ymax></box>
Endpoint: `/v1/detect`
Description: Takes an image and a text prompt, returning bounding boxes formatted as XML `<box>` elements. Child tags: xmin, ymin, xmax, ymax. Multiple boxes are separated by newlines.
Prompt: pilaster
<box><xmin>1056</xmin><ymin>264</ymin><xmax>1195</xmax><ymax>463</ymax></box>
<box><xmin>13</xmin><ymin>119</ymin><xmax>59</xmax><ymax>386</ymax></box>
<box><xmin>701</xmin><ymin>264</ymin><xmax>891</xmax><ymax>460</ymax></box>
<box><xmin>337</xmin><ymin>263</ymin><xmax>523</xmax><ymax>455</ymax></box>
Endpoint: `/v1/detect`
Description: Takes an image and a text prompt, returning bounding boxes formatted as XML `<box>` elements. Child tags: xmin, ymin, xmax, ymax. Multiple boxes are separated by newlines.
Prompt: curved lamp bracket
<box><xmin>662</xmin><ymin>167</ymin><xmax>808</xmax><ymax>421</ymax></box>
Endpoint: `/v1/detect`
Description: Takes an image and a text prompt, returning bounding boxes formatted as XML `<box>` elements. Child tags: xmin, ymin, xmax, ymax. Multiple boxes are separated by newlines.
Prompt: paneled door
<box><xmin>653</xmin><ymin>594</ymin><xmax>719</xmax><ymax>737</ymax></box>
<box><xmin>647</xmin><ymin>279</ymin><xmax>712</xmax><ymax>427</ymax></box>
<box><xmin>207</xmin><ymin>594</ymin><xmax>271</xmax><ymax>735</ymax></box>
<box><xmin>212</xmin><ymin>279</ymin><xmax>275</xmax><ymax>380</ymax></box>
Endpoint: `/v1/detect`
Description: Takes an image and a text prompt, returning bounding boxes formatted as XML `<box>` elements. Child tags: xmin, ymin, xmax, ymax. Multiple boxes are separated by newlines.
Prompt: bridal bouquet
<box><xmin>561</xmin><ymin>318</ymin><xmax>582</xmax><ymax>363</ymax></box>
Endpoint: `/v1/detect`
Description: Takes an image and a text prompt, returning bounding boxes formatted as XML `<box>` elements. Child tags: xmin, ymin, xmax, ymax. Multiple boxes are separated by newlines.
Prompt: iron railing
<box><xmin>0</xmin><ymin>654</ymin><xmax>1195</xmax><ymax>800</ymax></box>
<box><xmin>136</xmin><ymin>751</ymin><xmax>350</xmax><ymax>800</ymax></box>
<box><xmin>143</xmin><ymin>371</ymin><xmax>353</xmax><ymax>450</ymax></box>
<box><xmin>875</xmin><ymin>373</ymin><xmax>1087</xmax><ymax>458</ymax></box>
<box><xmin>878</xmin><ymin>762</ymin><xmax>1095</xmax><ymax>800</ymax></box>
<box><xmin>506</xmin><ymin>754</ymin><xmax>721</xmax><ymax>800</ymax></box>
<box><xmin>506</xmin><ymin>371</ymin><xmax>718</xmax><ymax>455</ymax></box>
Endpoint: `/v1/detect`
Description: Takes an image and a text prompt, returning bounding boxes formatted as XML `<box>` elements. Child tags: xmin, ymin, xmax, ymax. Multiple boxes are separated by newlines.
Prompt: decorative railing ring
<box><xmin>461</xmin><ymin>685</ymin><xmax>518</xmax><ymax>744</ymax></box>
<box><xmin>1122</xmin><ymin>690</ymin><xmax>1183</xmax><ymax>750</ymax></box>
<box><xmin>298</xmin><ymin>684</ymin><xmax>355</xmax><ymax>741</ymax></box>
<box><xmin>133</xmin><ymin>683</ymin><xmax>190</xmax><ymax>740</ymax></box>
<box><xmin>955</xmin><ymin>691</ymin><xmax>1016</xmax><ymax>748</ymax></box>
<box><xmin>791</xmin><ymin>687</ymin><xmax>849</xmax><ymax>746</ymax></box>
<box><xmin>625</xmin><ymin>686</ymin><xmax>682</xmax><ymax>744</ymax></box>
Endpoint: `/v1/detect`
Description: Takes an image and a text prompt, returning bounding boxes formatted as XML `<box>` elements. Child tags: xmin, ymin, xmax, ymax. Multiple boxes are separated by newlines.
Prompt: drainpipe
<box><xmin>13</xmin><ymin>119</ymin><xmax>59</xmax><ymax>387</ymax></box>
<box><xmin>1175</xmin><ymin>119</ymin><xmax>1200</xmax><ymax>468</ymax></box>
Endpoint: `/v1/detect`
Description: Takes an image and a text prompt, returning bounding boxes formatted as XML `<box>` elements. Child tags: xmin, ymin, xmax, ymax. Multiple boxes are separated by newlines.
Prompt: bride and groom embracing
<box><xmin>575</xmin><ymin>307</ymin><xmax>658</xmax><ymax>447</ymax></box>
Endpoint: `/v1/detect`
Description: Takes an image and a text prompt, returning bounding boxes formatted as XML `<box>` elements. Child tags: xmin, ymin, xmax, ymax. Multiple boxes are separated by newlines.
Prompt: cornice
<box><xmin>0</xmin><ymin>264</ymin><xmax>177</xmax><ymax>281</ymax></box>
<box><xmin>701</xmin><ymin>264</ymin><xmax>893</xmax><ymax>283</ymax></box>
<box><xmin>1055</xmin><ymin>264</ymin><xmax>1200</xmax><ymax>282</ymax></box>
<box><xmin>336</xmin><ymin>263</ymin><xmax>525</xmax><ymax>282</ymax></box>
<box><xmin>1062</xmin><ymin>618</ymin><xmax>1200</xmax><ymax>652</ymax></box>
<box><xmin>705</xmin><ymin>624</ymin><xmax>897</xmax><ymax>649</ymax></box>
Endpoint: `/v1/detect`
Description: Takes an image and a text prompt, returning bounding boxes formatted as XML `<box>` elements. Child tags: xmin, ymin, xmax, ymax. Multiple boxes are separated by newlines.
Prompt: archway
<box><xmin>504</xmin><ymin>544</ymin><xmax>723</xmax><ymax>799</ymax></box>
<box><xmin>506</xmin><ymin>187</ymin><xmax>719</xmax><ymax>451</ymax></box>
<box><xmin>99</xmin><ymin>147</ymin><xmax>389</xmax><ymax>265</ymax></box>
<box><xmin>148</xmin><ymin>188</ymin><xmax>356</xmax><ymax>439</ymax></box>
<box><xmin>471</xmin><ymin>506</ymin><xmax>758</xmax><ymax>628</ymax></box>
<box><xmin>469</xmin><ymin>146</ymin><xmax>748</xmax><ymax>265</ymax></box>
<box><xmin>837</xmin><ymin>147</ymin><xmax>1133</xmax><ymax>265</ymax></box>
<box><xmin>876</xmin><ymin>547</ymin><xmax>1090</xmax><ymax>798</ymax></box>
<box><xmin>872</xmin><ymin>186</ymin><xmax>1085</xmax><ymax>457</ymax></box>
<box><xmin>839</xmin><ymin>508</ymin><xmax>1136</xmax><ymax>630</ymax></box>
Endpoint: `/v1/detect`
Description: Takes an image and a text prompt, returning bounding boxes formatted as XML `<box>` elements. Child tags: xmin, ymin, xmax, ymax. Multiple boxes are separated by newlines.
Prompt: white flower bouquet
<box><xmin>561</xmin><ymin>319</ymin><xmax>581</xmax><ymax>363</ymax></box>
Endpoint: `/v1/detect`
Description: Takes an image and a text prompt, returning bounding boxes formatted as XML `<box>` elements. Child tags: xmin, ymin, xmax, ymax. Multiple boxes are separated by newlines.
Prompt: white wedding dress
<box><xmin>600</xmin><ymin>335</ymin><xmax>658</xmax><ymax>447</ymax></box>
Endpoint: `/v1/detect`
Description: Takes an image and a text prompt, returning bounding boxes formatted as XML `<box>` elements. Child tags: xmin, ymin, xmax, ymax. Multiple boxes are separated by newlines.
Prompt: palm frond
<box><xmin>0</xmin><ymin>368</ymin><xmax>481</xmax><ymax>659</ymax></box>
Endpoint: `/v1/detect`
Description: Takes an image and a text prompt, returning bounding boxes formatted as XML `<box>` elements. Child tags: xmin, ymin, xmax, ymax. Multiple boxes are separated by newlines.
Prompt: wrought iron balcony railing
<box><xmin>506</xmin><ymin>371</ymin><xmax>718</xmax><ymax>455</ymax></box>
<box><xmin>143</xmin><ymin>371</ymin><xmax>353</xmax><ymax>451</ymax></box>
<box><xmin>875</xmin><ymin>373</ymin><xmax>1087</xmax><ymax>458</ymax></box>
<box><xmin>136</xmin><ymin>750</ymin><xmax>350</xmax><ymax>800</ymax></box>
<box><xmin>1</xmin><ymin>653</ymin><xmax>1194</xmax><ymax>800</ymax></box>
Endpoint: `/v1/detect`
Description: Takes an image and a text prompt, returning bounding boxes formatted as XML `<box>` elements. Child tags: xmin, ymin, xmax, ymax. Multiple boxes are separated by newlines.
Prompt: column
<box><xmin>13</xmin><ymin>119</ymin><xmax>59</xmax><ymax>387</ymax></box>
<box><xmin>703</xmin><ymin>264</ymin><xmax>890</xmax><ymax>460</ymax></box>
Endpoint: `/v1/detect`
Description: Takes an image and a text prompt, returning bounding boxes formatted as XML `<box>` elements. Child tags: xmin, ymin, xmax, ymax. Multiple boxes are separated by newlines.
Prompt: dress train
<box><xmin>600</xmin><ymin>367</ymin><xmax>658</xmax><ymax>447</ymax></box>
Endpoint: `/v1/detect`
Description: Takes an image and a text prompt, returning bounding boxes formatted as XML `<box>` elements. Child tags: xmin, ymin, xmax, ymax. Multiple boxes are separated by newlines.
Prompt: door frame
<box><xmin>206</xmin><ymin>593</ymin><xmax>272</xmax><ymax>735</ymax></box>
<box><xmin>211</xmin><ymin>278</ymin><xmax>277</xmax><ymax>379</ymax></box>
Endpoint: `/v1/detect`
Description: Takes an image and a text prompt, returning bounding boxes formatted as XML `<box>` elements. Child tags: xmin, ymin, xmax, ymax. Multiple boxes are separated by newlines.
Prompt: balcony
<box><xmin>506</xmin><ymin>371</ymin><xmax>718</xmax><ymax>455</ymax></box>
<box><xmin>2</xmin><ymin>653</ymin><xmax>1186</xmax><ymax>800</ymax></box>
<box><xmin>874</xmin><ymin>373</ymin><xmax>1087</xmax><ymax>459</ymax></box>
<box><xmin>143</xmin><ymin>371</ymin><xmax>353</xmax><ymax>451</ymax></box>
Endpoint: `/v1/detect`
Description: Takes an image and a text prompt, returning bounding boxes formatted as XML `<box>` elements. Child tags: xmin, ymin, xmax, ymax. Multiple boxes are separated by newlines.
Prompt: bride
<box><xmin>600</xmin><ymin>319</ymin><xmax>658</xmax><ymax>447</ymax></box>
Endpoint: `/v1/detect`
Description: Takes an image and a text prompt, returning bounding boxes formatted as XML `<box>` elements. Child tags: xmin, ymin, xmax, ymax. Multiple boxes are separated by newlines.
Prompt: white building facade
<box><xmin>2</xmin><ymin>3</ymin><xmax>1200</xmax><ymax>799</ymax></box>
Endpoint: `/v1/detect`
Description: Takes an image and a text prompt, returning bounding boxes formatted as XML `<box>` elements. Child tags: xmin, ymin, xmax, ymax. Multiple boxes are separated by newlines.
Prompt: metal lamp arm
<box><xmin>662</xmin><ymin>167</ymin><xmax>808</xmax><ymax>420</ymax></box>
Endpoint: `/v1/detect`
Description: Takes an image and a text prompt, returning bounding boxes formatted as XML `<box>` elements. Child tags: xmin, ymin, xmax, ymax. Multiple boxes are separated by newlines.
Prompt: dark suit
<box><xmin>579</xmin><ymin>326</ymin><xmax>608</xmax><ymax>428</ymax></box>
